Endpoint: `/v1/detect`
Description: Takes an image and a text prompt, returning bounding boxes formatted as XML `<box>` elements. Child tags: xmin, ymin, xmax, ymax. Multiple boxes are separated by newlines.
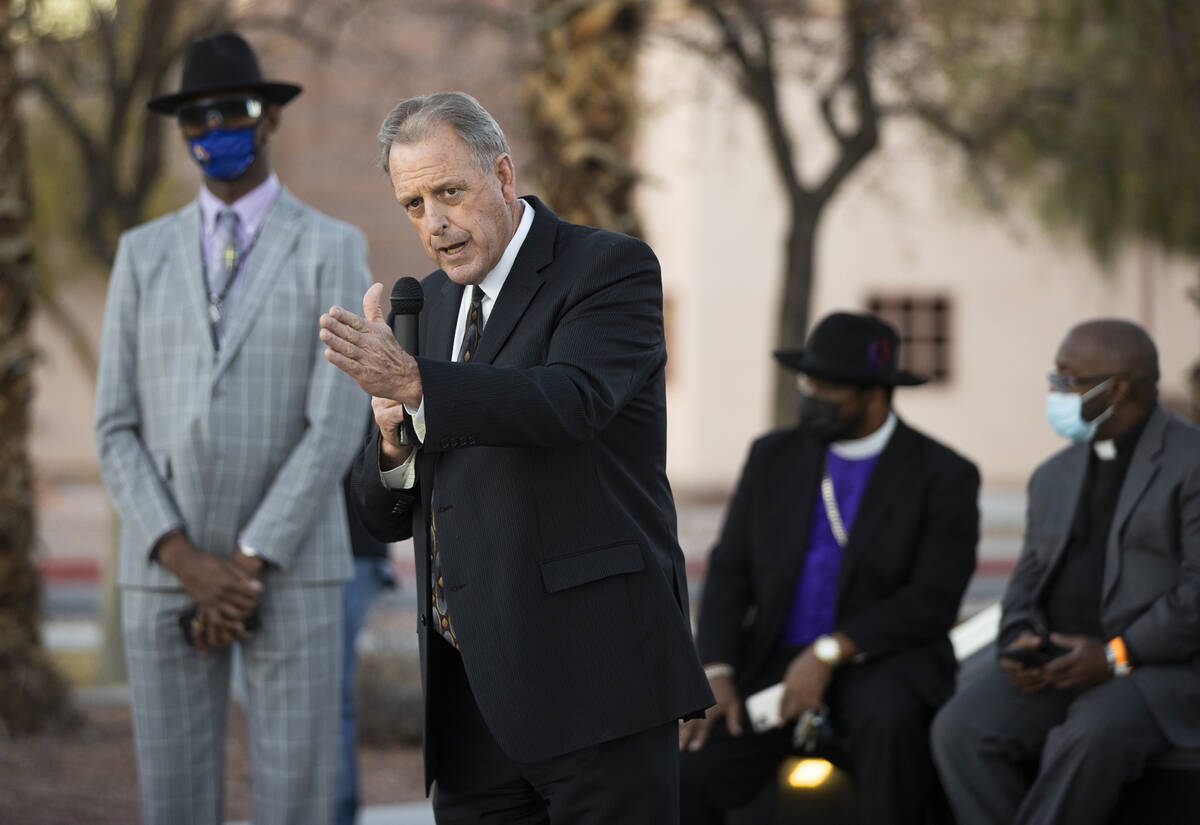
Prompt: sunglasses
<box><xmin>177</xmin><ymin>96</ymin><xmax>263</xmax><ymax>129</ymax></box>
<box><xmin>1046</xmin><ymin>371</ymin><xmax>1114</xmax><ymax>392</ymax></box>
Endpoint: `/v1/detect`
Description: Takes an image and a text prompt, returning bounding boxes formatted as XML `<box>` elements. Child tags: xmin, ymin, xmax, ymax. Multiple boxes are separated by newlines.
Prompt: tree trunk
<box><xmin>0</xmin><ymin>0</ymin><xmax>74</xmax><ymax>737</ymax></box>
<box><xmin>521</xmin><ymin>0</ymin><xmax>647</xmax><ymax>236</ymax></box>
<box><xmin>772</xmin><ymin>204</ymin><xmax>820</xmax><ymax>427</ymax></box>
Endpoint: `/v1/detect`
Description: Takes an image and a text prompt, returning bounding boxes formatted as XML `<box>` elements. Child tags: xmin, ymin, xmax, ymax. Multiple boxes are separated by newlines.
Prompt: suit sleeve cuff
<box><xmin>149</xmin><ymin>525</ymin><xmax>184</xmax><ymax>563</ymax></box>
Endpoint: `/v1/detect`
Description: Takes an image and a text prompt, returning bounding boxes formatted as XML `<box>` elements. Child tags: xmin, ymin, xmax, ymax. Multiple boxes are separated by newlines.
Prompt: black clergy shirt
<box><xmin>1040</xmin><ymin>412</ymin><xmax>1152</xmax><ymax>638</ymax></box>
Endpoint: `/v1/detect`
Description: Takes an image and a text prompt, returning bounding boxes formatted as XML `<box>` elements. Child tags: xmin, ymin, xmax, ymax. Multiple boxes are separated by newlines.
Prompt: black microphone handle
<box><xmin>388</xmin><ymin>277</ymin><xmax>423</xmax><ymax>446</ymax></box>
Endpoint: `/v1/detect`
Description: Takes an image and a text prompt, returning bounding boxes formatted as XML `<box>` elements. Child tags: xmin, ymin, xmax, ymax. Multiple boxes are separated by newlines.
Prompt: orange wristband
<box><xmin>1107</xmin><ymin>636</ymin><xmax>1131</xmax><ymax>676</ymax></box>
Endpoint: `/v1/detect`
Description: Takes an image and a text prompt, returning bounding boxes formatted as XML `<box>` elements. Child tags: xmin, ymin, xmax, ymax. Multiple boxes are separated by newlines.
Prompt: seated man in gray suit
<box><xmin>94</xmin><ymin>32</ymin><xmax>369</xmax><ymax>825</ymax></box>
<box><xmin>932</xmin><ymin>319</ymin><xmax>1200</xmax><ymax>825</ymax></box>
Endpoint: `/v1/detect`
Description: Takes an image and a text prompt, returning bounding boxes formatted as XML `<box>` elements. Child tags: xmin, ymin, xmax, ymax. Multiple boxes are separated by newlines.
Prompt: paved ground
<box><xmin>26</xmin><ymin>478</ymin><xmax>1021</xmax><ymax>825</ymax></box>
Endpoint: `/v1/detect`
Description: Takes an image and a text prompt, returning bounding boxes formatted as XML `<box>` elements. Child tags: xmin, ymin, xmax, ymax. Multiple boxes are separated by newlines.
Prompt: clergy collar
<box><xmin>475</xmin><ymin>197</ymin><xmax>534</xmax><ymax>304</ymax></box>
<box><xmin>830</xmin><ymin>411</ymin><xmax>897</xmax><ymax>460</ymax></box>
<box><xmin>1092</xmin><ymin>407</ymin><xmax>1153</xmax><ymax>462</ymax></box>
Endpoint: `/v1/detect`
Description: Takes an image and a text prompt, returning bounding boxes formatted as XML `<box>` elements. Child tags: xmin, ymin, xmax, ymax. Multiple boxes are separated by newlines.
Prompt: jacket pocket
<box><xmin>540</xmin><ymin>542</ymin><xmax>645</xmax><ymax>593</ymax></box>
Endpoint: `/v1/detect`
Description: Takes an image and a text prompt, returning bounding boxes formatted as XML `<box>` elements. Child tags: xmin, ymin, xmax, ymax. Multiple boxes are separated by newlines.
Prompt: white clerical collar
<box><xmin>476</xmin><ymin>197</ymin><xmax>534</xmax><ymax>305</ymax></box>
<box><xmin>1093</xmin><ymin>439</ymin><xmax>1117</xmax><ymax>461</ymax></box>
<box><xmin>830</xmin><ymin>411</ymin><xmax>897</xmax><ymax>460</ymax></box>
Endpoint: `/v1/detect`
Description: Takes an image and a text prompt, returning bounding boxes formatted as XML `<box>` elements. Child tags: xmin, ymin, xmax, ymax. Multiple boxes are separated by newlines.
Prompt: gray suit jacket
<box><xmin>1000</xmin><ymin>405</ymin><xmax>1200</xmax><ymax>747</ymax></box>
<box><xmin>95</xmin><ymin>188</ymin><xmax>371</xmax><ymax>588</ymax></box>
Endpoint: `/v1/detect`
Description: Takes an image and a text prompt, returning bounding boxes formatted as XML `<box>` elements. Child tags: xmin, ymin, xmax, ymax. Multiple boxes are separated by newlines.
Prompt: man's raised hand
<box><xmin>319</xmin><ymin>283</ymin><xmax>423</xmax><ymax>406</ymax></box>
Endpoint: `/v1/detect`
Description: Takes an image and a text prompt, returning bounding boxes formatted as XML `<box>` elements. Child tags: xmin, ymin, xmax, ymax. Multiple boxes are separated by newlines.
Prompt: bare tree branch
<box><xmin>694</xmin><ymin>0</ymin><xmax>807</xmax><ymax>201</ymax></box>
<box><xmin>21</xmin><ymin>75</ymin><xmax>102</xmax><ymax>169</ymax></box>
<box><xmin>813</xmin><ymin>0</ymin><xmax>879</xmax><ymax>205</ymax></box>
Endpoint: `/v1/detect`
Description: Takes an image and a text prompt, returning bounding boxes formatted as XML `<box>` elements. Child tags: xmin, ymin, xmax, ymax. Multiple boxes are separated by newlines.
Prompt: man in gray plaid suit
<box><xmin>94</xmin><ymin>32</ymin><xmax>370</xmax><ymax>825</ymax></box>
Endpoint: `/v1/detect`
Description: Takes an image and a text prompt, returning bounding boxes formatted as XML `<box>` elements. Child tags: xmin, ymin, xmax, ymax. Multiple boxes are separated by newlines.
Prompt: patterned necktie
<box><xmin>431</xmin><ymin>285</ymin><xmax>486</xmax><ymax>650</ymax></box>
<box><xmin>457</xmin><ymin>285</ymin><xmax>484</xmax><ymax>362</ymax></box>
<box><xmin>208</xmin><ymin>207</ymin><xmax>241</xmax><ymax>336</ymax></box>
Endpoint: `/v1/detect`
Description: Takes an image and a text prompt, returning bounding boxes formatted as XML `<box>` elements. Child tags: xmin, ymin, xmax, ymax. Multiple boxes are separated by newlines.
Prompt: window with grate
<box><xmin>865</xmin><ymin>294</ymin><xmax>953</xmax><ymax>384</ymax></box>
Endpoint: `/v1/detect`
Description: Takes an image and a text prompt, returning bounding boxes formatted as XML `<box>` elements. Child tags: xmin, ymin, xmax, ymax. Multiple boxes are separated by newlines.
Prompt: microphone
<box><xmin>389</xmin><ymin>277</ymin><xmax>423</xmax><ymax>445</ymax></box>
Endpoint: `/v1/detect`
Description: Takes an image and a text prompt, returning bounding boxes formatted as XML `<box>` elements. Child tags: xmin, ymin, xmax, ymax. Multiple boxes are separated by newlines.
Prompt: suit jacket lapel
<box><xmin>171</xmin><ymin>201</ymin><xmax>217</xmax><ymax>360</ymax></box>
<box><xmin>1103</xmin><ymin>407</ymin><xmax>1166</xmax><ymax>602</ymax></box>
<box><xmin>834</xmin><ymin>422</ymin><xmax>913</xmax><ymax>604</ymax></box>
<box><xmin>415</xmin><ymin>274</ymin><xmax>464</xmax><ymax>512</ymax></box>
<box><xmin>471</xmin><ymin>197</ymin><xmax>554</xmax><ymax>365</ymax></box>
<box><xmin>213</xmin><ymin>189</ymin><xmax>301</xmax><ymax>379</ymax></box>
<box><xmin>1031</xmin><ymin>444</ymin><xmax>1089</xmax><ymax>600</ymax></box>
<box><xmin>760</xmin><ymin>437</ymin><xmax>822</xmax><ymax>641</ymax></box>
<box><xmin>423</xmin><ymin>276</ymin><xmax>464</xmax><ymax>361</ymax></box>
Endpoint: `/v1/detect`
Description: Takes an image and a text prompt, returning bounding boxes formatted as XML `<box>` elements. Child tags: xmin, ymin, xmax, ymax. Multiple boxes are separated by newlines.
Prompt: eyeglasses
<box><xmin>177</xmin><ymin>96</ymin><xmax>263</xmax><ymax>130</ymax></box>
<box><xmin>1046</xmin><ymin>372</ymin><xmax>1114</xmax><ymax>392</ymax></box>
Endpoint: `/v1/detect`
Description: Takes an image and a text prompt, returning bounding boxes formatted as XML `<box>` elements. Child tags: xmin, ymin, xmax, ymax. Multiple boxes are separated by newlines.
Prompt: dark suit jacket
<box><xmin>350</xmin><ymin>197</ymin><xmax>712</xmax><ymax>774</ymax></box>
<box><xmin>697</xmin><ymin>419</ymin><xmax>980</xmax><ymax>709</ymax></box>
<box><xmin>1000</xmin><ymin>405</ymin><xmax>1200</xmax><ymax>748</ymax></box>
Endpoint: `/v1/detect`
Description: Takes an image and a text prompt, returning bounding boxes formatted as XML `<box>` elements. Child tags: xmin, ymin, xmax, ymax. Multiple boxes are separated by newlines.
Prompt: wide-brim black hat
<box><xmin>147</xmin><ymin>31</ymin><xmax>302</xmax><ymax>115</ymax></box>
<box><xmin>774</xmin><ymin>311</ymin><xmax>928</xmax><ymax>387</ymax></box>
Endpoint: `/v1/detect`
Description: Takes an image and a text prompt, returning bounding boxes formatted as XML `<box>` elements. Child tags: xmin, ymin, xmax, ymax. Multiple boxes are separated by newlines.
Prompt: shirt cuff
<box><xmin>380</xmin><ymin>445</ymin><xmax>418</xmax><ymax>490</ymax></box>
<box><xmin>236</xmin><ymin>538</ymin><xmax>275</xmax><ymax>568</ymax></box>
<box><xmin>405</xmin><ymin>398</ymin><xmax>426</xmax><ymax>444</ymax></box>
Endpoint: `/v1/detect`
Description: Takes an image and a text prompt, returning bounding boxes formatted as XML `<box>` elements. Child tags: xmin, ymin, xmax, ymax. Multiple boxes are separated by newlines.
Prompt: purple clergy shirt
<box><xmin>783</xmin><ymin>449</ymin><xmax>880</xmax><ymax>647</ymax></box>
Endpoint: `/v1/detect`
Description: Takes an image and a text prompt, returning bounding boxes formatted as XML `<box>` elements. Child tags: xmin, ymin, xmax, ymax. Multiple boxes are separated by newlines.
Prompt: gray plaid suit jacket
<box><xmin>96</xmin><ymin>188</ymin><xmax>371</xmax><ymax>587</ymax></box>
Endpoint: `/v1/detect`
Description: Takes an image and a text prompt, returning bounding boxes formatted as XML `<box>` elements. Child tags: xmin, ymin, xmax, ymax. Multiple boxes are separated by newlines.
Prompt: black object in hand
<box><xmin>999</xmin><ymin>641</ymin><xmax>1071</xmax><ymax>667</ymax></box>
<box><xmin>178</xmin><ymin>605</ymin><xmax>260</xmax><ymax>647</ymax></box>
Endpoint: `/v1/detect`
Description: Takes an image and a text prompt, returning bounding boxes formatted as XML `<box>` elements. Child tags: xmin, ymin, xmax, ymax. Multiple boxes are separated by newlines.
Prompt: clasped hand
<box><xmin>1001</xmin><ymin>630</ymin><xmax>1110</xmax><ymax>694</ymax></box>
<box><xmin>158</xmin><ymin>533</ymin><xmax>262</xmax><ymax>652</ymax></box>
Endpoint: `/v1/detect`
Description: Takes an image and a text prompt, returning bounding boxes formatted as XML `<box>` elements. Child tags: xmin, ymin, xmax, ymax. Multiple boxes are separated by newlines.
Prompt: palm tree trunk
<box><xmin>522</xmin><ymin>0</ymin><xmax>648</xmax><ymax>237</ymax></box>
<box><xmin>0</xmin><ymin>0</ymin><xmax>74</xmax><ymax>737</ymax></box>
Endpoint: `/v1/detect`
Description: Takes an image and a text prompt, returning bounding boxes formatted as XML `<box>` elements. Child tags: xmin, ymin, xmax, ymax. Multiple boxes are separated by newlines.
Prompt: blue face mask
<box><xmin>1045</xmin><ymin>378</ymin><xmax>1114</xmax><ymax>442</ymax></box>
<box><xmin>187</xmin><ymin>125</ymin><xmax>258</xmax><ymax>181</ymax></box>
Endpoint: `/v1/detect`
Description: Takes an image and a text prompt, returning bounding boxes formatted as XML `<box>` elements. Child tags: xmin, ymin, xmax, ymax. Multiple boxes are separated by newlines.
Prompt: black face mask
<box><xmin>796</xmin><ymin>393</ymin><xmax>847</xmax><ymax>442</ymax></box>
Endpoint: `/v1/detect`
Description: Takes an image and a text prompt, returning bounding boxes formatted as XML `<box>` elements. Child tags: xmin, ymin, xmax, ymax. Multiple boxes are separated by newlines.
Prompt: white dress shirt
<box><xmin>381</xmin><ymin>198</ymin><xmax>535</xmax><ymax>489</ymax></box>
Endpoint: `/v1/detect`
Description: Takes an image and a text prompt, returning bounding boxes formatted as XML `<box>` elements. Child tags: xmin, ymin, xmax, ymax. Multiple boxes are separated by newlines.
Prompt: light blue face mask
<box><xmin>187</xmin><ymin>125</ymin><xmax>258</xmax><ymax>181</ymax></box>
<box><xmin>1045</xmin><ymin>377</ymin><xmax>1114</xmax><ymax>442</ymax></box>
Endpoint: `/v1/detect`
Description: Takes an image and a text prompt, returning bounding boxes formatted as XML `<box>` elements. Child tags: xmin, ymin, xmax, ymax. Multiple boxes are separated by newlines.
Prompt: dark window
<box><xmin>865</xmin><ymin>294</ymin><xmax>953</xmax><ymax>384</ymax></box>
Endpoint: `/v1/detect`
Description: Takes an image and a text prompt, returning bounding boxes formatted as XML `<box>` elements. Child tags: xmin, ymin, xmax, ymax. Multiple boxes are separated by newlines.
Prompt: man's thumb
<box><xmin>363</xmin><ymin>282</ymin><xmax>385</xmax><ymax>324</ymax></box>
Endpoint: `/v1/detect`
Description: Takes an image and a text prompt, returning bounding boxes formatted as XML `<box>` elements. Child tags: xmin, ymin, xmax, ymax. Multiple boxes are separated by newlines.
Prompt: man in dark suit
<box><xmin>318</xmin><ymin>92</ymin><xmax>712</xmax><ymax>824</ymax></box>
<box><xmin>932</xmin><ymin>319</ymin><xmax>1200</xmax><ymax>825</ymax></box>
<box><xmin>679</xmin><ymin>312</ymin><xmax>980</xmax><ymax>825</ymax></box>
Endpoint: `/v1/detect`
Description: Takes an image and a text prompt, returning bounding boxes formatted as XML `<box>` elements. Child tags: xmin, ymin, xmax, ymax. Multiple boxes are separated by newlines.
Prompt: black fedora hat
<box><xmin>147</xmin><ymin>31</ymin><xmax>301</xmax><ymax>115</ymax></box>
<box><xmin>774</xmin><ymin>312</ymin><xmax>927</xmax><ymax>387</ymax></box>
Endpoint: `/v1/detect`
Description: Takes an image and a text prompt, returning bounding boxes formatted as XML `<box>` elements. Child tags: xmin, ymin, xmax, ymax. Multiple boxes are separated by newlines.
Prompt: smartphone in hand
<box><xmin>999</xmin><ymin>641</ymin><xmax>1070</xmax><ymax>667</ymax></box>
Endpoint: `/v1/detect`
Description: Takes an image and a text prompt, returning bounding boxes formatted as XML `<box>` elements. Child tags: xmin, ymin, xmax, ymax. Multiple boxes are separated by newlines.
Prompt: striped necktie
<box><xmin>207</xmin><ymin>207</ymin><xmax>241</xmax><ymax>338</ymax></box>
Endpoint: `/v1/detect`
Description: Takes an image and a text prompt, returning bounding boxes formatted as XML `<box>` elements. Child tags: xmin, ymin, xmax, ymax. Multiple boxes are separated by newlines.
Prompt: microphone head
<box><xmin>390</xmin><ymin>276</ymin><xmax>424</xmax><ymax>315</ymax></box>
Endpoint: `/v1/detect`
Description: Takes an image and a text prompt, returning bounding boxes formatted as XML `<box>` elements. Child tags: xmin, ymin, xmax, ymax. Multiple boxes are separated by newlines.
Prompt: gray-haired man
<box><xmin>320</xmin><ymin>92</ymin><xmax>713</xmax><ymax>824</ymax></box>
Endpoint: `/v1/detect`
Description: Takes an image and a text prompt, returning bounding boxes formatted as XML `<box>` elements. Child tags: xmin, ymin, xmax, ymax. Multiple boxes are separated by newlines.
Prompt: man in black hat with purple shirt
<box><xmin>95</xmin><ymin>31</ymin><xmax>370</xmax><ymax>825</ymax></box>
<box><xmin>678</xmin><ymin>311</ymin><xmax>980</xmax><ymax>825</ymax></box>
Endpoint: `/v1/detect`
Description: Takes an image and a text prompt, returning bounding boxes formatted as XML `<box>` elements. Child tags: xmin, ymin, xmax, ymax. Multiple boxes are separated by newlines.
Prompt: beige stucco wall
<box><xmin>637</xmin><ymin>33</ymin><xmax>1200</xmax><ymax>491</ymax></box>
